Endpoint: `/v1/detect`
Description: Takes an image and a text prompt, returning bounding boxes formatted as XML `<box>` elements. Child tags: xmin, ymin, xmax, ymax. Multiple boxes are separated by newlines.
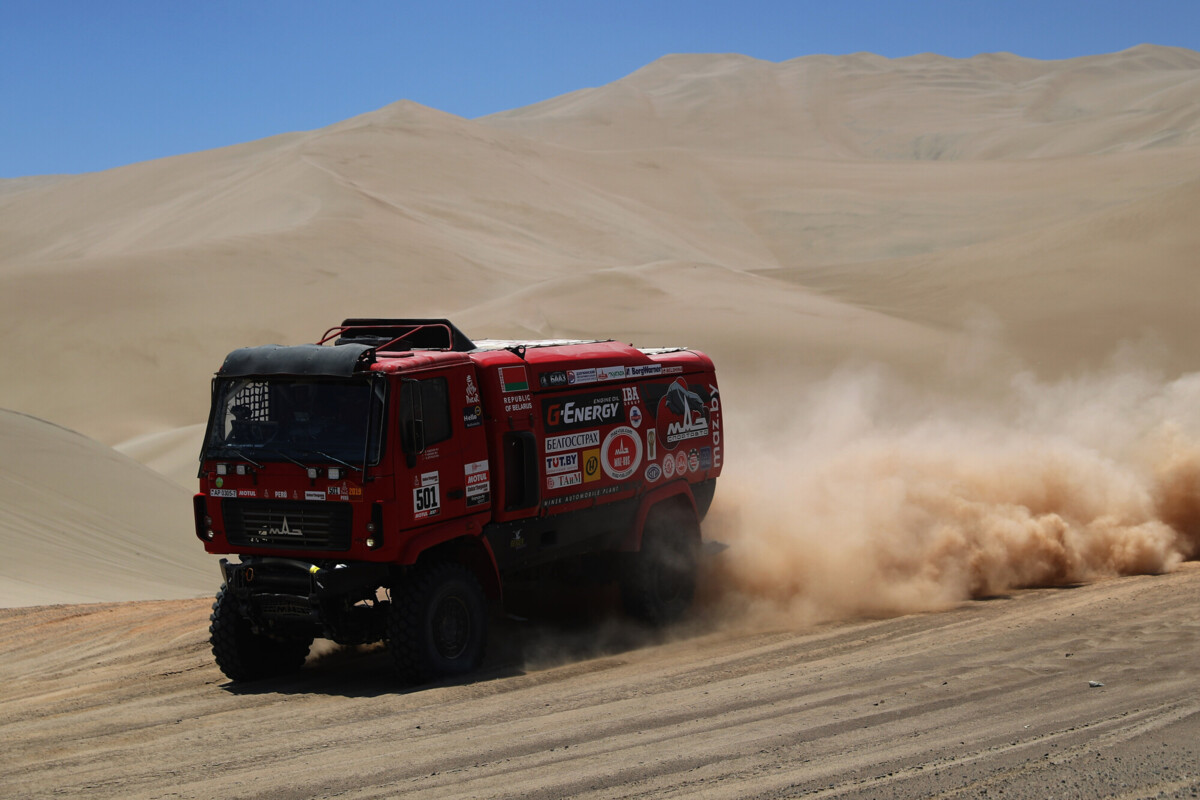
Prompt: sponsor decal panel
<box><xmin>601</xmin><ymin>425</ymin><xmax>643</xmax><ymax>481</ymax></box>
<box><xmin>546</xmin><ymin>472</ymin><xmax>583</xmax><ymax>490</ymax></box>
<box><xmin>545</xmin><ymin>452</ymin><xmax>580</xmax><ymax>475</ymax></box>
<box><xmin>413</xmin><ymin>471</ymin><xmax>441</xmax><ymax>519</ymax></box>
<box><xmin>597</xmin><ymin>365</ymin><xmax>626</xmax><ymax>381</ymax></box>
<box><xmin>499</xmin><ymin>365</ymin><xmax>529</xmax><ymax>393</ymax></box>
<box><xmin>655</xmin><ymin>378</ymin><xmax>711</xmax><ymax>450</ymax></box>
<box><xmin>709</xmin><ymin>388</ymin><xmax>723</xmax><ymax>469</ymax></box>
<box><xmin>463</xmin><ymin>404</ymin><xmax>483</xmax><ymax>428</ymax></box>
<box><xmin>543</xmin><ymin>485</ymin><xmax>622</xmax><ymax>507</ymax></box>
<box><xmin>466</xmin><ymin>468</ymin><xmax>491</xmax><ymax>507</ymax></box>
<box><xmin>567</xmin><ymin>368</ymin><xmax>597</xmax><ymax>386</ymax></box>
<box><xmin>582</xmin><ymin>448</ymin><xmax>601</xmax><ymax>483</ymax></box>
<box><xmin>326</xmin><ymin>483</ymin><xmax>364</xmax><ymax>502</ymax></box>
<box><xmin>543</xmin><ymin>390</ymin><xmax>623</xmax><ymax>432</ymax></box>
<box><xmin>545</xmin><ymin>430</ymin><xmax>601</xmax><ymax>454</ymax></box>
<box><xmin>539</xmin><ymin>370</ymin><xmax>568</xmax><ymax>388</ymax></box>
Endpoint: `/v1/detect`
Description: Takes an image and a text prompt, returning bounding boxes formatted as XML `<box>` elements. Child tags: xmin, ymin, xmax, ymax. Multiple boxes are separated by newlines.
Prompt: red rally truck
<box><xmin>195</xmin><ymin>319</ymin><xmax>722</xmax><ymax>682</ymax></box>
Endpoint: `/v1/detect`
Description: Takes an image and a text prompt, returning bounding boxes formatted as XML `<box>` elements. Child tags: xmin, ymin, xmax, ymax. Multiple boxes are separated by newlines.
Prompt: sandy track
<box><xmin>2</xmin><ymin>566</ymin><xmax>1199</xmax><ymax>800</ymax></box>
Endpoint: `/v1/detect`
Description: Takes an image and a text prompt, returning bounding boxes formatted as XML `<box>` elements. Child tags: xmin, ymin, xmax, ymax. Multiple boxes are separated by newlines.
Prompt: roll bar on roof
<box><xmin>320</xmin><ymin>318</ymin><xmax>477</xmax><ymax>353</ymax></box>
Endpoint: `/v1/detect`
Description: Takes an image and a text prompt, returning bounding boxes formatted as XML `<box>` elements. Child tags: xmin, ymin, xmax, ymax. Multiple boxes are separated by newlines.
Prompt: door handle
<box><xmin>448</xmin><ymin>488</ymin><xmax>465</xmax><ymax>500</ymax></box>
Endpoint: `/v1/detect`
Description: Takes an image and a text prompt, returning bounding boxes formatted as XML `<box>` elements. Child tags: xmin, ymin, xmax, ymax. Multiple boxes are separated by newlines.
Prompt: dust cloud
<box><xmin>704</xmin><ymin>361</ymin><xmax>1200</xmax><ymax>627</ymax></box>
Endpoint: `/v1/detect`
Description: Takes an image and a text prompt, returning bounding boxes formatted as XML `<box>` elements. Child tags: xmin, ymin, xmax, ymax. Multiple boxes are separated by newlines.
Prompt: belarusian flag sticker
<box><xmin>499</xmin><ymin>365</ymin><xmax>529</xmax><ymax>393</ymax></box>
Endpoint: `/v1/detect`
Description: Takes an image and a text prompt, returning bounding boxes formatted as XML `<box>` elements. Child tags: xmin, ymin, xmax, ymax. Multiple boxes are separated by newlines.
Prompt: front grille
<box><xmin>223</xmin><ymin>499</ymin><xmax>352</xmax><ymax>551</ymax></box>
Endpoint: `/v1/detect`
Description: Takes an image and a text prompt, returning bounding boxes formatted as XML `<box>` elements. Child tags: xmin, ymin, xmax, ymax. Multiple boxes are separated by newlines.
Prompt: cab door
<box><xmin>397</xmin><ymin>363</ymin><xmax>490</xmax><ymax>526</ymax></box>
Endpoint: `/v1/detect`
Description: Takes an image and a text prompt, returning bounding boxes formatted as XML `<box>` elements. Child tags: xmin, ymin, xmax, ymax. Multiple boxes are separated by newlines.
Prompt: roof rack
<box><xmin>319</xmin><ymin>319</ymin><xmax>477</xmax><ymax>353</ymax></box>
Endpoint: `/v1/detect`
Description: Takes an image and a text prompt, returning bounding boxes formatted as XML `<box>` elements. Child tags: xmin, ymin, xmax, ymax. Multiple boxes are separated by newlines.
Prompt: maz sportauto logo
<box><xmin>656</xmin><ymin>379</ymin><xmax>710</xmax><ymax>449</ymax></box>
<box><xmin>260</xmin><ymin>516</ymin><xmax>302</xmax><ymax>537</ymax></box>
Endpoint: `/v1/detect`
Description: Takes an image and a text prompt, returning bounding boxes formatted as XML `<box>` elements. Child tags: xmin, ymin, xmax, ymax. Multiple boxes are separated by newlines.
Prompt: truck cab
<box><xmin>195</xmin><ymin>319</ymin><xmax>721</xmax><ymax>683</ymax></box>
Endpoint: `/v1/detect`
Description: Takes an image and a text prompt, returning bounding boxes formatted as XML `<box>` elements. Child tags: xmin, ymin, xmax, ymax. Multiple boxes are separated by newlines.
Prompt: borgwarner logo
<box><xmin>544</xmin><ymin>391</ymin><xmax>624</xmax><ymax>431</ymax></box>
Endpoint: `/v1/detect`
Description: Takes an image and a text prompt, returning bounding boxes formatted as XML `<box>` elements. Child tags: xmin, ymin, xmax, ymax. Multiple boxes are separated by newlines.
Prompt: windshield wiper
<box><xmin>317</xmin><ymin>450</ymin><xmax>363</xmax><ymax>473</ymax></box>
<box><xmin>227</xmin><ymin>449</ymin><xmax>264</xmax><ymax>469</ymax></box>
<box><xmin>264</xmin><ymin>448</ymin><xmax>310</xmax><ymax>470</ymax></box>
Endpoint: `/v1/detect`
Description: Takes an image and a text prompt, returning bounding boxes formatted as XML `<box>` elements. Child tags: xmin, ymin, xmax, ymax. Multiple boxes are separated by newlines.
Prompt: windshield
<box><xmin>204</xmin><ymin>377</ymin><xmax>385</xmax><ymax>465</ymax></box>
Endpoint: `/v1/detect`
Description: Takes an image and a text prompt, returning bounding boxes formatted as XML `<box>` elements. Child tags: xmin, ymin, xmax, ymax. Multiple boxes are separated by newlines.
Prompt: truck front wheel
<box><xmin>209</xmin><ymin>585</ymin><xmax>312</xmax><ymax>682</ymax></box>
<box><xmin>622</xmin><ymin>506</ymin><xmax>700</xmax><ymax>626</ymax></box>
<box><xmin>387</xmin><ymin>563</ymin><xmax>487</xmax><ymax>683</ymax></box>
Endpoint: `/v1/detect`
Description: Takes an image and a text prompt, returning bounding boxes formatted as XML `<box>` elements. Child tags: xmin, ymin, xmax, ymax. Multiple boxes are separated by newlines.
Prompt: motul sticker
<box><xmin>601</xmin><ymin>426</ymin><xmax>642</xmax><ymax>481</ymax></box>
<box><xmin>546</xmin><ymin>472</ymin><xmax>582</xmax><ymax>490</ymax></box>
<box><xmin>210</xmin><ymin>488</ymin><xmax>236</xmax><ymax>498</ymax></box>
<box><xmin>237</xmin><ymin>489</ymin><xmax>257</xmax><ymax>497</ymax></box>
<box><xmin>466</xmin><ymin>469</ymin><xmax>490</xmax><ymax>507</ymax></box>
<box><xmin>499</xmin><ymin>365</ymin><xmax>529</xmax><ymax>393</ymax></box>
<box><xmin>545</xmin><ymin>430</ymin><xmax>600</xmax><ymax>454</ymax></box>
<box><xmin>545</xmin><ymin>452</ymin><xmax>579</xmax><ymax>475</ymax></box>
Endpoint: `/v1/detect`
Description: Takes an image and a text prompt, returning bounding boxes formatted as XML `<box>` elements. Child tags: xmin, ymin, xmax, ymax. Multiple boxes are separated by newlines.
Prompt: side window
<box><xmin>420</xmin><ymin>378</ymin><xmax>452</xmax><ymax>446</ymax></box>
<box><xmin>400</xmin><ymin>377</ymin><xmax>452</xmax><ymax>454</ymax></box>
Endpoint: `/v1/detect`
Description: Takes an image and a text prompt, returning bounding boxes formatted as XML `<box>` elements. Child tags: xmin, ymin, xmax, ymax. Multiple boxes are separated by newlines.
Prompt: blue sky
<box><xmin>2</xmin><ymin>0</ymin><xmax>1198</xmax><ymax>177</ymax></box>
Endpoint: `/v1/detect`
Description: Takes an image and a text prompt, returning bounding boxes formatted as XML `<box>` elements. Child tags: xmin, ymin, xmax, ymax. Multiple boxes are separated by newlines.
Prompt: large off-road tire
<box><xmin>209</xmin><ymin>584</ymin><xmax>312</xmax><ymax>682</ymax></box>
<box><xmin>622</xmin><ymin>506</ymin><xmax>700</xmax><ymax>626</ymax></box>
<box><xmin>387</xmin><ymin>563</ymin><xmax>488</xmax><ymax>683</ymax></box>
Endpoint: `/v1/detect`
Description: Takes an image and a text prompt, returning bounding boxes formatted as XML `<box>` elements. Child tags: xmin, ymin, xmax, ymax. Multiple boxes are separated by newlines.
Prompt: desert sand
<box><xmin>2</xmin><ymin>45</ymin><xmax>1200</xmax><ymax>796</ymax></box>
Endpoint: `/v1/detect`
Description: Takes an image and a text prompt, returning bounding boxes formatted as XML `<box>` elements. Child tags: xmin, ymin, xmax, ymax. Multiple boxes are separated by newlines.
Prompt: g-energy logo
<box><xmin>543</xmin><ymin>390</ymin><xmax>624</xmax><ymax>432</ymax></box>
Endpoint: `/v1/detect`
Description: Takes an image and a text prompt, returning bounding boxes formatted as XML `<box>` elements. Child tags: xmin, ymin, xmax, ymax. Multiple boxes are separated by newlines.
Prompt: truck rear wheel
<box><xmin>209</xmin><ymin>584</ymin><xmax>312</xmax><ymax>682</ymax></box>
<box><xmin>622</xmin><ymin>507</ymin><xmax>700</xmax><ymax>626</ymax></box>
<box><xmin>387</xmin><ymin>563</ymin><xmax>487</xmax><ymax>683</ymax></box>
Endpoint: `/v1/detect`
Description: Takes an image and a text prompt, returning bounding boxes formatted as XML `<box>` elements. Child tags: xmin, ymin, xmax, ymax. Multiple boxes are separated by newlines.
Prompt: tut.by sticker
<box><xmin>545</xmin><ymin>452</ymin><xmax>579</xmax><ymax>475</ymax></box>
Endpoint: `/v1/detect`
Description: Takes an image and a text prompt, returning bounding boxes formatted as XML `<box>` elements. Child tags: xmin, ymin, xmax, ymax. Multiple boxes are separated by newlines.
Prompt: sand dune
<box><xmin>1</xmin><ymin>45</ymin><xmax>1199</xmax><ymax>609</ymax></box>
<box><xmin>0</xmin><ymin>410</ymin><xmax>212</xmax><ymax>606</ymax></box>
<box><xmin>2</xmin><ymin>42</ymin><xmax>1200</xmax><ymax>798</ymax></box>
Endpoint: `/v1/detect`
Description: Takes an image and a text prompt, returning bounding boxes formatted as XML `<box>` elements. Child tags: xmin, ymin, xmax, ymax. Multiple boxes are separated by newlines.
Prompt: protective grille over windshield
<box><xmin>205</xmin><ymin>377</ymin><xmax>384</xmax><ymax>466</ymax></box>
